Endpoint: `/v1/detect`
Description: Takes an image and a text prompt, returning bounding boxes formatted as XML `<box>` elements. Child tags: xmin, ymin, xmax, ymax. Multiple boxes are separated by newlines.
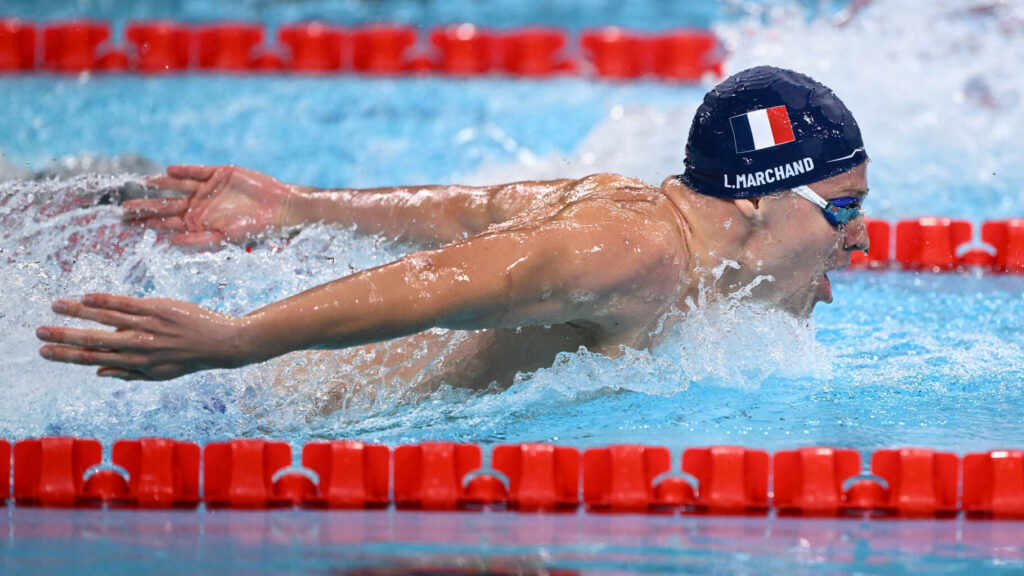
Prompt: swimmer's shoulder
<box><xmin>563</xmin><ymin>173</ymin><xmax>657</xmax><ymax>203</ymax></box>
<box><xmin>565</xmin><ymin>173</ymin><xmax>687</xmax><ymax>229</ymax></box>
<box><xmin>554</xmin><ymin>181</ymin><xmax>692</xmax><ymax>281</ymax></box>
<box><xmin>548</xmin><ymin>184</ymin><xmax>692</xmax><ymax>337</ymax></box>
<box><xmin>491</xmin><ymin>172</ymin><xmax>691</xmax><ymax>263</ymax></box>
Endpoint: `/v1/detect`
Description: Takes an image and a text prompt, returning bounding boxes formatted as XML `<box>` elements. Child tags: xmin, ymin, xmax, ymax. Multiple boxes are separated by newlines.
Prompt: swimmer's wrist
<box><xmin>280</xmin><ymin>184</ymin><xmax>318</xmax><ymax>228</ymax></box>
<box><xmin>227</xmin><ymin>314</ymin><xmax>282</xmax><ymax>367</ymax></box>
<box><xmin>282</xmin><ymin>185</ymin><xmax>356</xmax><ymax>229</ymax></box>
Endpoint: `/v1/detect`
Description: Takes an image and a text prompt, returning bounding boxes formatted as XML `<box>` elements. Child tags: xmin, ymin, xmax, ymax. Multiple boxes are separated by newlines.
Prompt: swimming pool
<box><xmin>3</xmin><ymin>0</ymin><xmax>1024</xmax><ymax>573</ymax></box>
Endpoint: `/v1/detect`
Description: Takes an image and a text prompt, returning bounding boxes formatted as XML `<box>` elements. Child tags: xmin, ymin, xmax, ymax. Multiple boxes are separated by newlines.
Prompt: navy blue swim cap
<box><xmin>679</xmin><ymin>66</ymin><xmax>867</xmax><ymax>199</ymax></box>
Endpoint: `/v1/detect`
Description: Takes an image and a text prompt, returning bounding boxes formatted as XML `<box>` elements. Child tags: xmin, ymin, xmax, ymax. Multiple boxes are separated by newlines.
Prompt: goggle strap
<box><xmin>792</xmin><ymin>185</ymin><xmax>829</xmax><ymax>210</ymax></box>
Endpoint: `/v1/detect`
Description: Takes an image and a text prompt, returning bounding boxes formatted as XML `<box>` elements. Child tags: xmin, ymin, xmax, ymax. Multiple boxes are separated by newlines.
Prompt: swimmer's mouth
<box><xmin>817</xmin><ymin>257</ymin><xmax>850</xmax><ymax>305</ymax></box>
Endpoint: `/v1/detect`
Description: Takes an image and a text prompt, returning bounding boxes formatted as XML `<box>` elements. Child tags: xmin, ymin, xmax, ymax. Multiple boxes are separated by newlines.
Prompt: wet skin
<box><xmin>36</xmin><ymin>164</ymin><xmax>869</xmax><ymax>399</ymax></box>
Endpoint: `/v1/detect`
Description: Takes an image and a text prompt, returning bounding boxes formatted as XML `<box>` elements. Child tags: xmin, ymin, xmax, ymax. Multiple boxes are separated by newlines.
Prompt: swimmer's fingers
<box><xmin>40</xmin><ymin>344</ymin><xmax>178</xmax><ymax>380</ymax></box>
<box><xmin>36</xmin><ymin>325</ymin><xmax>154</xmax><ymax>352</ymax></box>
<box><xmin>123</xmin><ymin>197</ymin><xmax>190</xmax><ymax>220</ymax></box>
<box><xmin>143</xmin><ymin>175</ymin><xmax>200</xmax><ymax>195</ymax></box>
<box><xmin>153</xmin><ymin>166</ymin><xmax>228</xmax><ymax>215</ymax></box>
<box><xmin>189</xmin><ymin>166</ymin><xmax>232</xmax><ymax>207</ymax></box>
<box><xmin>97</xmin><ymin>367</ymin><xmax>156</xmax><ymax>381</ymax></box>
<box><xmin>37</xmin><ymin>344</ymin><xmax>152</xmax><ymax>370</ymax></box>
<box><xmin>50</xmin><ymin>299</ymin><xmax>150</xmax><ymax>329</ymax></box>
<box><xmin>77</xmin><ymin>293</ymin><xmax>163</xmax><ymax>317</ymax></box>
<box><xmin>168</xmin><ymin>231</ymin><xmax>227</xmax><ymax>249</ymax></box>
<box><xmin>167</xmin><ymin>164</ymin><xmax>220</xmax><ymax>182</ymax></box>
<box><xmin>134</xmin><ymin>216</ymin><xmax>187</xmax><ymax>232</ymax></box>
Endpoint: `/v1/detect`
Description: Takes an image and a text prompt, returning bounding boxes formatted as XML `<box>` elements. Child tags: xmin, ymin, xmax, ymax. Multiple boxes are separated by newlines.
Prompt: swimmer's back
<box><xmin>487</xmin><ymin>173</ymin><xmax>681</xmax><ymax>234</ymax></box>
<box><xmin>478</xmin><ymin>172</ymin><xmax>691</xmax><ymax>340</ymax></box>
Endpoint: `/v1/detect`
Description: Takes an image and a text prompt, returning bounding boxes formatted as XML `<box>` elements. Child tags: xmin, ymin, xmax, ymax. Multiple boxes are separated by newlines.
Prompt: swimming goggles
<box><xmin>792</xmin><ymin>185</ymin><xmax>863</xmax><ymax>228</ymax></box>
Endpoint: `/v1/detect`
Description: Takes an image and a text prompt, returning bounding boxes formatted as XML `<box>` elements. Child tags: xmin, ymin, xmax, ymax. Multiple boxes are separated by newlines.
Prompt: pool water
<box><xmin>0</xmin><ymin>0</ymin><xmax>723</xmax><ymax>35</ymax></box>
<box><xmin>3</xmin><ymin>508</ymin><xmax>1021</xmax><ymax>575</ymax></box>
<box><xmin>3</xmin><ymin>0</ymin><xmax>1024</xmax><ymax>573</ymax></box>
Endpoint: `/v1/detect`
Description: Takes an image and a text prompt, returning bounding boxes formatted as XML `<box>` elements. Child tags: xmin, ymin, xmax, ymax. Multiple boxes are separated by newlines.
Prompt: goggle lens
<box><xmin>823</xmin><ymin>196</ymin><xmax>862</xmax><ymax>227</ymax></box>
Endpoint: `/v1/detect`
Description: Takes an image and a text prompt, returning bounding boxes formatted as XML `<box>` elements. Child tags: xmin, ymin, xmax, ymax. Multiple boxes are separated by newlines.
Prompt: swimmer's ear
<box><xmin>733</xmin><ymin>197</ymin><xmax>762</xmax><ymax>220</ymax></box>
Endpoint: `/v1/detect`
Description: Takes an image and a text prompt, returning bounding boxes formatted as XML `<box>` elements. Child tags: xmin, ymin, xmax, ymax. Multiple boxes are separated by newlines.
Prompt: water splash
<box><xmin>3</xmin><ymin>0</ymin><xmax>1024</xmax><ymax>452</ymax></box>
<box><xmin>0</xmin><ymin>175</ymin><xmax>403</xmax><ymax>441</ymax></box>
<box><xmin>0</xmin><ymin>171</ymin><xmax>831</xmax><ymax>442</ymax></box>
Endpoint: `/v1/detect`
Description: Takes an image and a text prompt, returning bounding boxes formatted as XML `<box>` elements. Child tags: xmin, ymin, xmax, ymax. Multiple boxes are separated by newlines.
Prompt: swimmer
<box><xmin>36</xmin><ymin>66</ymin><xmax>869</xmax><ymax>388</ymax></box>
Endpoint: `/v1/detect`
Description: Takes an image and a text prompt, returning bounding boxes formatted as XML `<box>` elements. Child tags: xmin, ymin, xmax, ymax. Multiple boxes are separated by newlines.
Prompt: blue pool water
<box><xmin>0</xmin><ymin>0</ymin><xmax>764</xmax><ymax>35</ymax></box>
<box><xmin>3</xmin><ymin>0</ymin><xmax>1024</xmax><ymax>573</ymax></box>
<box><xmin>4</xmin><ymin>508</ymin><xmax>1022</xmax><ymax>575</ymax></box>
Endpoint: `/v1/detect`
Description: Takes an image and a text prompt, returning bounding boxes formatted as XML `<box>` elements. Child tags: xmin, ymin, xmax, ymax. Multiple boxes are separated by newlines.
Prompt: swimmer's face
<box><xmin>744</xmin><ymin>163</ymin><xmax>870</xmax><ymax>317</ymax></box>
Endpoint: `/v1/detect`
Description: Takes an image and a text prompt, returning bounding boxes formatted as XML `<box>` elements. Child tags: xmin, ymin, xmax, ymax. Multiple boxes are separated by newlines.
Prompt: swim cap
<box><xmin>679</xmin><ymin>66</ymin><xmax>867</xmax><ymax>199</ymax></box>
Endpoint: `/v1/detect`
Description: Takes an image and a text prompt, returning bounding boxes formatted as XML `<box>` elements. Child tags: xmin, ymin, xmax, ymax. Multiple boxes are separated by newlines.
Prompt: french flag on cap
<box><xmin>730</xmin><ymin>105</ymin><xmax>796</xmax><ymax>153</ymax></box>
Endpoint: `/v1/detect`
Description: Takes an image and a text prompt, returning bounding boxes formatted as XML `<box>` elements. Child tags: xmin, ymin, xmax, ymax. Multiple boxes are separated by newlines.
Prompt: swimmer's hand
<box><xmin>36</xmin><ymin>294</ymin><xmax>250</xmax><ymax>381</ymax></box>
<box><xmin>123</xmin><ymin>164</ymin><xmax>305</xmax><ymax>248</ymax></box>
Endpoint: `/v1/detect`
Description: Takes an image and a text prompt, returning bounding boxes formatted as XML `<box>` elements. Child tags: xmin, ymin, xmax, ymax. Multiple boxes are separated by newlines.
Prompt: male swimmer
<box><xmin>36</xmin><ymin>66</ymin><xmax>869</xmax><ymax>388</ymax></box>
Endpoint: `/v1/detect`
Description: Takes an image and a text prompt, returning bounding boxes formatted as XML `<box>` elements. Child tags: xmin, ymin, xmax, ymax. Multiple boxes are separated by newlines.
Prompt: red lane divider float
<box><xmin>393</xmin><ymin>441</ymin><xmax>483</xmax><ymax>509</ymax></box>
<box><xmin>43</xmin><ymin>21</ymin><xmax>113</xmax><ymax>73</ymax></box>
<box><xmin>430</xmin><ymin>24</ymin><xmax>495</xmax><ymax>75</ymax></box>
<box><xmin>492</xmin><ymin>443</ymin><xmax>580</xmax><ymax>511</ymax></box>
<box><xmin>0</xmin><ymin>18</ymin><xmax>722</xmax><ymax>80</ymax></box>
<box><xmin>6</xmin><ymin>438</ymin><xmax>1024</xmax><ymax>519</ymax></box>
<box><xmin>125</xmin><ymin>21</ymin><xmax>191</xmax><ymax>73</ymax></box>
<box><xmin>651</xmin><ymin>30</ymin><xmax>723</xmax><ymax>82</ymax></box>
<box><xmin>67</xmin><ymin>438</ymin><xmax>200</xmax><ymax>507</ymax></box>
<box><xmin>302</xmin><ymin>440</ymin><xmax>390</xmax><ymax>508</ymax></box>
<box><xmin>351</xmin><ymin>25</ymin><xmax>417</xmax><ymax>74</ymax></box>
<box><xmin>983</xmin><ymin>219</ymin><xmax>1024</xmax><ymax>273</ymax></box>
<box><xmin>684</xmin><ymin>446</ymin><xmax>769</xmax><ymax>514</ymax></box>
<box><xmin>870</xmin><ymin>448</ymin><xmax>959</xmax><ymax>518</ymax></box>
<box><xmin>963</xmin><ymin>450</ymin><xmax>1024</xmax><ymax>519</ymax></box>
<box><xmin>196</xmin><ymin>23</ymin><xmax>265</xmax><ymax>72</ymax></box>
<box><xmin>110</xmin><ymin>438</ymin><xmax>200</xmax><ymax>507</ymax></box>
<box><xmin>500</xmin><ymin>27</ymin><xmax>574</xmax><ymax>76</ymax></box>
<box><xmin>279</xmin><ymin>22</ymin><xmax>346</xmax><ymax>73</ymax></box>
<box><xmin>13</xmin><ymin>437</ymin><xmax>102</xmax><ymax>507</ymax></box>
<box><xmin>203</xmin><ymin>439</ymin><xmax>292</xmax><ymax>508</ymax></box>
<box><xmin>896</xmin><ymin>218</ymin><xmax>973</xmax><ymax>272</ymax></box>
<box><xmin>774</xmin><ymin>447</ymin><xmax>862</xmax><ymax>516</ymax></box>
<box><xmin>0</xmin><ymin>19</ymin><xmax>35</xmax><ymax>71</ymax></box>
<box><xmin>580</xmin><ymin>28</ymin><xmax>723</xmax><ymax>81</ymax></box>
<box><xmin>581</xmin><ymin>28</ymin><xmax>647</xmax><ymax>80</ymax></box>
<box><xmin>1</xmin><ymin>440</ymin><xmax>9</xmax><ymax>502</ymax></box>
<box><xmin>583</xmin><ymin>444</ymin><xmax>681</xmax><ymax>512</ymax></box>
<box><xmin>845</xmin><ymin>217</ymin><xmax>1024</xmax><ymax>274</ymax></box>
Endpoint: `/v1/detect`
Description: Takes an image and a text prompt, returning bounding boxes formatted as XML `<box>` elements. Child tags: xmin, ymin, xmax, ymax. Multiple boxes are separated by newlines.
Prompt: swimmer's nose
<box><xmin>842</xmin><ymin>216</ymin><xmax>869</xmax><ymax>254</ymax></box>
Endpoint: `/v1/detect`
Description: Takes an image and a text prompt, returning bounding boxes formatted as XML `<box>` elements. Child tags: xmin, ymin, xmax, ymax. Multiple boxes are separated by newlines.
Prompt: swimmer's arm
<box><xmin>286</xmin><ymin>179</ymin><xmax>574</xmax><ymax>247</ymax></box>
<box><xmin>130</xmin><ymin>164</ymin><xmax>573</xmax><ymax>248</ymax></box>
<box><xmin>238</xmin><ymin>205</ymin><xmax>680</xmax><ymax>362</ymax></box>
<box><xmin>37</xmin><ymin>202</ymin><xmax>680</xmax><ymax>380</ymax></box>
